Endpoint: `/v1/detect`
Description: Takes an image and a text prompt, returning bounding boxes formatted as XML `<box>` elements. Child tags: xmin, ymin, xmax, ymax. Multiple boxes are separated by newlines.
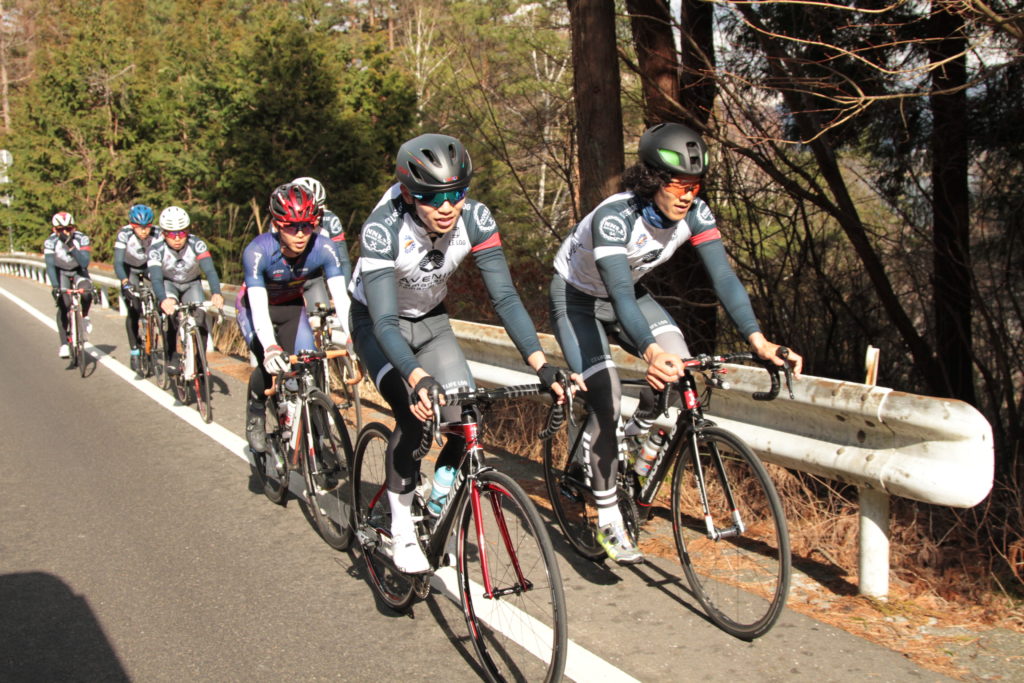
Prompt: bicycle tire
<box><xmin>457</xmin><ymin>469</ymin><xmax>568</xmax><ymax>683</ymax></box>
<box><xmin>303</xmin><ymin>390</ymin><xmax>354</xmax><ymax>551</ymax></box>
<box><xmin>253</xmin><ymin>395</ymin><xmax>289</xmax><ymax>504</ymax></box>
<box><xmin>351</xmin><ymin>422</ymin><xmax>416</xmax><ymax>610</ymax></box>
<box><xmin>192</xmin><ymin>330</ymin><xmax>213</xmax><ymax>423</ymax></box>
<box><xmin>671</xmin><ymin>426</ymin><xmax>791</xmax><ymax>640</ymax></box>
<box><xmin>139</xmin><ymin>314</ymin><xmax>154</xmax><ymax>377</ymax></box>
<box><xmin>152</xmin><ymin>317</ymin><xmax>169</xmax><ymax>388</ymax></box>
<box><xmin>542</xmin><ymin>404</ymin><xmax>639</xmax><ymax>562</ymax></box>
<box><xmin>74</xmin><ymin>308</ymin><xmax>86</xmax><ymax>376</ymax></box>
<box><xmin>324</xmin><ymin>343</ymin><xmax>363</xmax><ymax>433</ymax></box>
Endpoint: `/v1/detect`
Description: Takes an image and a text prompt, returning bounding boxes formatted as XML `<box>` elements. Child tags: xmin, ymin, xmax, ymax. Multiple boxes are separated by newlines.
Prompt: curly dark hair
<box><xmin>621</xmin><ymin>162</ymin><xmax>671</xmax><ymax>201</ymax></box>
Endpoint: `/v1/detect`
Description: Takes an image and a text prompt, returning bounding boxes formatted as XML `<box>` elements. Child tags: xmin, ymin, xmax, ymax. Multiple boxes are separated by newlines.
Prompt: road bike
<box><xmin>132</xmin><ymin>280</ymin><xmax>165</xmax><ymax>381</ymax></box>
<box><xmin>252</xmin><ymin>348</ymin><xmax>355</xmax><ymax>551</ymax></box>
<box><xmin>543</xmin><ymin>351</ymin><xmax>794</xmax><ymax>640</ymax></box>
<box><xmin>61</xmin><ymin>286</ymin><xmax>92</xmax><ymax>377</ymax></box>
<box><xmin>166</xmin><ymin>302</ymin><xmax>216</xmax><ymax>423</ymax></box>
<box><xmin>309</xmin><ymin>302</ymin><xmax>363</xmax><ymax>433</ymax></box>
<box><xmin>352</xmin><ymin>382</ymin><xmax>568</xmax><ymax>682</ymax></box>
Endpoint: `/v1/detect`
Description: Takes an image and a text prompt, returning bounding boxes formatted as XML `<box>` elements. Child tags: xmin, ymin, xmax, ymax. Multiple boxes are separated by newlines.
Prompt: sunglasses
<box><xmin>412</xmin><ymin>187</ymin><xmax>468</xmax><ymax>208</ymax></box>
<box><xmin>663</xmin><ymin>179</ymin><xmax>701</xmax><ymax>199</ymax></box>
<box><xmin>275</xmin><ymin>221</ymin><xmax>317</xmax><ymax>236</ymax></box>
<box><xmin>54</xmin><ymin>226</ymin><xmax>75</xmax><ymax>233</ymax></box>
<box><xmin>164</xmin><ymin>229</ymin><xmax>189</xmax><ymax>240</ymax></box>
<box><xmin>130</xmin><ymin>222</ymin><xmax>153</xmax><ymax>230</ymax></box>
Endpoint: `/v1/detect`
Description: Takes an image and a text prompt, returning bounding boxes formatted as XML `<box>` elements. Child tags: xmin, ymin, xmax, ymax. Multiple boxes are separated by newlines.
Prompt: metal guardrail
<box><xmin>1</xmin><ymin>253</ymin><xmax>995</xmax><ymax>598</ymax></box>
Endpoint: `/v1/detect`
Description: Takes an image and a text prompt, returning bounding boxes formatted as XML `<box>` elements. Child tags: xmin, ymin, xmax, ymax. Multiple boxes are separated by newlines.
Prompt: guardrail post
<box><xmin>99</xmin><ymin>287</ymin><xmax>110</xmax><ymax>309</ymax></box>
<box><xmin>858</xmin><ymin>345</ymin><xmax>889</xmax><ymax>598</ymax></box>
<box><xmin>858</xmin><ymin>487</ymin><xmax>891</xmax><ymax>598</ymax></box>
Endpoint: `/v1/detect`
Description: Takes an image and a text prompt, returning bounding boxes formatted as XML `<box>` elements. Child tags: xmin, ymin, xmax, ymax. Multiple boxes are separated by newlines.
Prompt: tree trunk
<box><xmin>627</xmin><ymin>0</ymin><xmax>720</xmax><ymax>353</ymax></box>
<box><xmin>567</xmin><ymin>0</ymin><xmax>624</xmax><ymax>216</ymax></box>
<box><xmin>929</xmin><ymin>3</ymin><xmax>975</xmax><ymax>403</ymax></box>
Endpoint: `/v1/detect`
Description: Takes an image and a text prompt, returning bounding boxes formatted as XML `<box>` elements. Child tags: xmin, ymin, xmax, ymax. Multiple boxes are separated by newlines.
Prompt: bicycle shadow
<box><xmin>0</xmin><ymin>571</ymin><xmax>130</xmax><ymax>681</ymax></box>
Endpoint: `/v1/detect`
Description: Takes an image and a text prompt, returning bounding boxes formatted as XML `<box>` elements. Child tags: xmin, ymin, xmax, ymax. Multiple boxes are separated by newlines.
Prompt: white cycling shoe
<box><xmin>58</xmin><ymin>344</ymin><xmax>70</xmax><ymax>358</ymax></box>
<box><xmin>83</xmin><ymin>317</ymin><xmax>93</xmax><ymax>335</ymax></box>
<box><xmin>391</xmin><ymin>533</ymin><xmax>431</xmax><ymax>574</ymax></box>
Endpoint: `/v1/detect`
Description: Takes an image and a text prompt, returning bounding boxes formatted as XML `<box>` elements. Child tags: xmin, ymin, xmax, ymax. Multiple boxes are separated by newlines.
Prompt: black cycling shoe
<box><xmin>246</xmin><ymin>411</ymin><xmax>267</xmax><ymax>453</ymax></box>
<box><xmin>313</xmin><ymin>464</ymin><xmax>341</xmax><ymax>492</ymax></box>
<box><xmin>165</xmin><ymin>352</ymin><xmax>182</xmax><ymax>375</ymax></box>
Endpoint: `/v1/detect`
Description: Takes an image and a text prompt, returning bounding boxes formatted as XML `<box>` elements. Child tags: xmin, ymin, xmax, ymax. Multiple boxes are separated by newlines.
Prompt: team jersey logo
<box><xmin>696</xmin><ymin>202</ymin><xmax>714</xmax><ymax>227</ymax></box>
<box><xmin>473</xmin><ymin>203</ymin><xmax>496</xmax><ymax>233</ymax></box>
<box><xmin>419</xmin><ymin>250</ymin><xmax>445</xmax><ymax>272</ymax></box>
<box><xmin>597</xmin><ymin>215</ymin><xmax>628</xmax><ymax>243</ymax></box>
<box><xmin>641</xmin><ymin>248</ymin><xmax>662</xmax><ymax>264</ymax></box>
<box><xmin>362</xmin><ymin>224</ymin><xmax>392</xmax><ymax>255</ymax></box>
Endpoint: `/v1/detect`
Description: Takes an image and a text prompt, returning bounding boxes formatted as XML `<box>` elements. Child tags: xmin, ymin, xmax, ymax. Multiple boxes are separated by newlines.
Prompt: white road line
<box><xmin>1</xmin><ymin>281</ymin><xmax>638</xmax><ymax>683</ymax></box>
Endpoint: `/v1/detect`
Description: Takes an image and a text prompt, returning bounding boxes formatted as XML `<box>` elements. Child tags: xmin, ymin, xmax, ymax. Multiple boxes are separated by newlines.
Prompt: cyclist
<box><xmin>291</xmin><ymin>176</ymin><xmax>352</xmax><ymax>322</ymax></box>
<box><xmin>549</xmin><ymin>122</ymin><xmax>803</xmax><ymax>564</ymax></box>
<box><xmin>350</xmin><ymin>133</ymin><xmax>571</xmax><ymax>574</ymax></box>
<box><xmin>237</xmin><ymin>182</ymin><xmax>350</xmax><ymax>458</ymax></box>
<box><xmin>43</xmin><ymin>211</ymin><xmax>93</xmax><ymax>358</ymax></box>
<box><xmin>147</xmin><ymin>205</ymin><xmax>224</xmax><ymax>372</ymax></box>
<box><xmin>113</xmin><ymin>203</ymin><xmax>161</xmax><ymax>372</ymax></box>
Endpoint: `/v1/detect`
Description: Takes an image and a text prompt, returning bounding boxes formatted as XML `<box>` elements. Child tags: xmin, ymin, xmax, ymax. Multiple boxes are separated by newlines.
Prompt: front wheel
<box><xmin>303</xmin><ymin>390</ymin><xmax>354</xmax><ymax>551</ymax></box>
<box><xmin>671</xmin><ymin>426</ymin><xmax>791</xmax><ymax>640</ymax></box>
<box><xmin>351</xmin><ymin>422</ymin><xmax>416</xmax><ymax>610</ymax></box>
<box><xmin>152</xmin><ymin>318</ymin><xmax>169</xmax><ymax>388</ymax></box>
<box><xmin>73</xmin><ymin>309</ymin><xmax>86</xmax><ymax>375</ymax></box>
<box><xmin>253</xmin><ymin>396</ymin><xmax>289</xmax><ymax>504</ymax></box>
<box><xmin>192</xmin><ymin>331</ymin><xmax>213</xmax><ymax>423</ymax></box>
<box><xmin>457</xmin><ymin>469</ymin><xmax>568</xmax><ymax>683</ymax></box>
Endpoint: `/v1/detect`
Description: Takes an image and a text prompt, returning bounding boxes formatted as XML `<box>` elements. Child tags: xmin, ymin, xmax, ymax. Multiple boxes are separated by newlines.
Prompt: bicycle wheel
<box><xmin>139</xmin><ymin>315</ymin><xmax>154</xmax><ymax>377</ymax></box>
<box><xmin>152</xmin><ymin>318</ymin><xmax>169</xmax><ymax>388</ymax></box>
<box><xmin>351</xmin><ymin>422</ymin><xmax>416</xmax><ymax>610</ymax></box>
<box><xmin>457</xmin><ymin>469</ymin><xmax>567</xmax><ymax>683</ymax></box>
<box><xmin>253</xmin><ymin>396</ymin><xmax>289</xmax><ymax>504</ymax></box>
<box><xmin>326</xmin><ymin>344</ymin><xmax>363</xmax><ymax>433</ymax></box>
<box><xmin>303</xmin><ymin>390</ymin><xmax>354</xmax><ymax>551</ymax></box>
<box><xmin>73</xmin><ymin>309</ymin><xmax>86</xmax><ymax>376</ymax></box>
<box><xmin>671</xmin><ymin>426</ymin><xmax>791</xmax><ymax>640</ymax></box>
<box><xmin>192</xmin><ymin>330</ymin><xmax>213</xmax><ymax>423</ymax></box>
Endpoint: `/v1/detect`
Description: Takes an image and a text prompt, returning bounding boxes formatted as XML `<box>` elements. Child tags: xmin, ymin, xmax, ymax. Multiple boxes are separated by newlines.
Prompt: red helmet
<box><xmin>268</xmin><ymin>183</ymin><xmax>318</xmax><ymax>223</ymax></box>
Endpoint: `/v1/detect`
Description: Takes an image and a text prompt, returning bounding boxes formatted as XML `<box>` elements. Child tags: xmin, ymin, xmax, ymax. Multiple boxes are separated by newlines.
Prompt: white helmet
<box><xmin>159</xmin><ymin>205</ymin><xmax>191</xmax><ymax>231</ymax></box>
<box><xmin>51</xmin><ymin>211</ymin><xmax>75</xmax><ymax>228</ymax></box>
<box><xmin>291</xmin><ymin>176</ymin><xmax>326</xmax><ymax>209</ymax></box>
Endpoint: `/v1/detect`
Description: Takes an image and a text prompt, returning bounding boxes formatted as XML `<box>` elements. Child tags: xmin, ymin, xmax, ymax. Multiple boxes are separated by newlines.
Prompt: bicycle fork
<box><xmin>688</xmin><ymin>430</ymin><xmax>746</xmax><ymax>540</ymax></box>
<box><xmin>469</xmin><ymin>477</ymin><xmax>532</xmax><ymax>600</ymax></box>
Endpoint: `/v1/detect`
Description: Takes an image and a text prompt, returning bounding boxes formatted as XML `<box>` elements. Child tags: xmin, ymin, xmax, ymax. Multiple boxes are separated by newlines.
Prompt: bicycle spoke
<box><xmin>672</xmin><ymin>427</ymin><xmax>791</xmax><ymax>639</ymax></box>
<box><xmin>458</xmin><ymin>471</ymin><xmax>567</xmax><ymax>682</ymax></box>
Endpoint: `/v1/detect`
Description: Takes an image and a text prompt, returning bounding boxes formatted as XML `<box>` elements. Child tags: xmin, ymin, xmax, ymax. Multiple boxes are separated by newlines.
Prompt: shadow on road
<box><xmin>0</xmin><ymin>571</ymin><xmax>130</xmax><ymax>681</ymax></box>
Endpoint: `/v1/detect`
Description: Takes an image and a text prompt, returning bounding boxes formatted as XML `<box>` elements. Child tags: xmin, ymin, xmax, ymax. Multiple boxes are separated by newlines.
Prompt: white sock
<box><xmin>388</xmin><ymin>490</ymin><xmax>416</xmax><ymax>538</ymax></box>
<box><xmin>594</xmin><ymin>487</ymin><xmax>623</xmax><ymax>527</ymax></box>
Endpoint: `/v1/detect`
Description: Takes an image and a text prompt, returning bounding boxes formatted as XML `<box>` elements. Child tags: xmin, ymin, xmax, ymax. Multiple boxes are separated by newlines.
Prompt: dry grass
<box><xmin>480</xmin><ymin>399</ymin><xmax>1024</xmax><ymax>679</ymax></box>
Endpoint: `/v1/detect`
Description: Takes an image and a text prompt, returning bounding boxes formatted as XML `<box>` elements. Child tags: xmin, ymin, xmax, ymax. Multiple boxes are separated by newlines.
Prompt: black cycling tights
<box><xmin>377</xmin><ymin>368</ymin><xmax>466</xmax><ymax>495</ymax></box>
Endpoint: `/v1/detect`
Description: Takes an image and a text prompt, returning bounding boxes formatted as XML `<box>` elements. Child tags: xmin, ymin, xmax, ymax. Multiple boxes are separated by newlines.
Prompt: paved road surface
<box><xmin>0</xmin><ymin>274</ymin><xmax>953</xmax><ymax>681</ymax></box>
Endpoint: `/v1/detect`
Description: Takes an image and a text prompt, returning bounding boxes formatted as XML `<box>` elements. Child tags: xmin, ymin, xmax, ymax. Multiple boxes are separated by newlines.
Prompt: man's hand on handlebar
<box><xmin>644</xmin><ymin>345</ymin><xmax>684</xmax><ymax>391</ymax></box>
<box><xmin>409</xmin><ymin>373</ymin><xmax>445</xmax><ymax>422</ymax></box>
<box><xmin>748</xmin><ymin>332</ymin><xmax>803</xmax><ymax>378</ymax></box>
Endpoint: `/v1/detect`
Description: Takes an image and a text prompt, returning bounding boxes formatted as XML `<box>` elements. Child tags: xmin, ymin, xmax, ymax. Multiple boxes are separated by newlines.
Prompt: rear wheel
<box><xmin>303</xmin><ymin>390</ymin><xmax>354</xmax><ymax>550</ymax></box>
<box><xmin>253</xmin><ymin>396</ymin><xmax>289</xmax><ymax>504</ymax></box>
<box><xmin>458</xmin><ymin>470</ymin><xmax>568</xmax><ymax>682</ymax></box>
<box><xmin>326</xmin><ymin>344</ymin><xmax>363</xmax><ymax>433</ymax></box>
<box><xmin>672</xmin><ymin>427</ymin><xmax>791</xmax><ymax>640</ymax></box>
<box><xmin>351</xmin><ymin>422</ymin><xmax>416</xmax><ymax>610</ymax></box>
<box><xmin>192</xmin><ymin>331</ymin><xmax>213</xmax><ymax>423</ymax></box>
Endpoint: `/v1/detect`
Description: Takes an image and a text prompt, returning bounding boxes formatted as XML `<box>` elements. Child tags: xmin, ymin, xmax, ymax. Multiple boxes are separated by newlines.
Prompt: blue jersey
<box><xmin>241</xmin><ymin>231</ymin><xmax>343</xmax><ymax>305</ymax></box>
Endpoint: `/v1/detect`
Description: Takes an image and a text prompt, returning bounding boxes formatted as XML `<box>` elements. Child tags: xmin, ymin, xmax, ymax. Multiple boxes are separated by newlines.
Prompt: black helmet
<box><xmin>395</xmin><ymin>133</ymin><xmax>473</xmax><ymax>193</ymax></box>
<box><xmin>638</xmin><ymin>123</ymin><xmax>709</xmax><ymax>177</ymax></box>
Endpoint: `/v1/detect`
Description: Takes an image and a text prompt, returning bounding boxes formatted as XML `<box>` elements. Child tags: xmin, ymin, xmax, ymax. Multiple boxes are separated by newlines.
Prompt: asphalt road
<box><xmin>0</xmin><ymin>274</ymin><xmax>953</xmax><ymax>682</ymax></box>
